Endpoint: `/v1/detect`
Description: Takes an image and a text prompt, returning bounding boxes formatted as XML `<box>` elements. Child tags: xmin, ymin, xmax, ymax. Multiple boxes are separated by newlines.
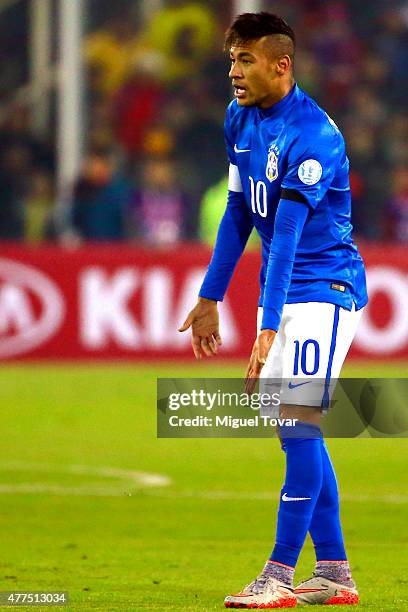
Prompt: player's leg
<box><xmin>225</xmin><ymin>303</ymin><xmax>363</xmax><ymax>608</ymax></box>
<box><xmin>248</xmin><ymin>303</ymin><xmax>338</xmax><ymax>594</ymax></box>
<box><xmin>239</xmin><ymin>303</ymin><xmax>361</xmax><ymax>599</ymax></box>
<box><xmin>294</xmin><ymin>305</ymin><xmax>363</xmax><ymax>606</ymax></box>
<box><xmin>256</xmin><ymin>308</ymin><xmax>323</xmax><ymax>592</ymax></box>
<box><xmin>225</xmin><ymin>305</ymin><xmax>327</xmax><ymax>608</ymax></box>
<box><xmin>293</xmin><ymin>439</ymin><xmax>358</xmax><ymax>606</ymax></box>
<box><xmin>226</xmin><ymin>414</ymin><xmax>324</xmax><ymax>608</ymax></box>
<box><xmin>225</xmin><ymin>310</ymin><xmax>298</xmax><ymax>609</ymax></box>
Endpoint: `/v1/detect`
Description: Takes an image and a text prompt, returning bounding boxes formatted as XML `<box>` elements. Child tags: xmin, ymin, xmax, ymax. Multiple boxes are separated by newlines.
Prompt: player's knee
<box><xmin>280</xmin><ymin>403</ymin><xmax>322</xmax><ymax>425</ymax></box>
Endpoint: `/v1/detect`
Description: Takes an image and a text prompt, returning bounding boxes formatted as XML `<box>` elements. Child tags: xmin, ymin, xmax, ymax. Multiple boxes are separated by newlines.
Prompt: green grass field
<box><xmin>0</xmin><ymin>363</ymin><xmax>407</xmax><ymax>611</ymax></box>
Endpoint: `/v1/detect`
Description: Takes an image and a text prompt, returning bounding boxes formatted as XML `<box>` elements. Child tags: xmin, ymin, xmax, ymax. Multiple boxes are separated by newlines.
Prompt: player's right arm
<box><xmin>179</xmin><ymin>106</ymin><xmax>254</xmax><ymax>359</ymax></box>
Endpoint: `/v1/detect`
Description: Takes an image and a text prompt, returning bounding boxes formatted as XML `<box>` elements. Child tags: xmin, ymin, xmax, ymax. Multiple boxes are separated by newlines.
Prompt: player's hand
<box><xmin>178</xmin><ymin>298</ymin><xmax>222</xmax><ymax>359</ymax></box>
<box><xmin>245</xmin><ymin>337</ymin><xmax>262</xmax><ymax>395</ymax></box>
<box><xmin>258</xmin><ymin>329</ymin><xmax>276</xmax><ymax>364</ymax></box>
<box><xmin>245</xmin><ymin>329</ymin><xmax>276</xmax><ymax>394</ymax></box>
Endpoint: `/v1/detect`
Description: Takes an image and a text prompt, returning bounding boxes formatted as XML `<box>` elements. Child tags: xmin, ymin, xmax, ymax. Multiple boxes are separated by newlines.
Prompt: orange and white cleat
<box><xmin>294</xmin><ymin>575</ymin><xmax>359</xmax><ymax>605</ymax></box>
<box><xmin>224</xmin><ymin>575</ymin><xmax>297</xmax><ymax>608</ymax></box>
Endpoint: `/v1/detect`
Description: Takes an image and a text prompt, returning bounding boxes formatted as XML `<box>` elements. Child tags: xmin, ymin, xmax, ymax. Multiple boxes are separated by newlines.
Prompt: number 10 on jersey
<box><xmin>249</xmin><ymin>176</ymin><xmax>268</xmax><ymax>217</ymax></box>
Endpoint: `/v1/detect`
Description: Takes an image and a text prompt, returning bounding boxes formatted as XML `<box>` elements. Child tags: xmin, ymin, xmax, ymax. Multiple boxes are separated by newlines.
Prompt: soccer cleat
<box><xmin>294</xmin><ymin>575</ymin><xmax>359</xmax><ymax>605</ymax></box>
<box><xmin>224</xmin><ymin>575</ymin><xmax>297</xmax><ymax>608</ymax></box>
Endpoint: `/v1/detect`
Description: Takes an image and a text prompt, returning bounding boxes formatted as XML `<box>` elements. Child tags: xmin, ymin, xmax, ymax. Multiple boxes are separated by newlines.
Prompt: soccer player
<box><xmin>179</xmin><ymin>12</ymin><xmax>367</xmax><ymax>609</ymax></box>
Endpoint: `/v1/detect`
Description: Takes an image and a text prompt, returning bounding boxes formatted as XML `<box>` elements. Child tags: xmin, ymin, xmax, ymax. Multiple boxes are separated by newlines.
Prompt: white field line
<box><xmin>0</xmin><ymin>484</ymin><xmax>406</xmax><ymax>503</ymax></box>
<box><xmin>144</xmin><ymin>489</ymin><xmax>408</xmax><ymax>504</ymax></box>
<box><xmin>0</xmin><ymin>461</ymin><xmax>171</xmax><ymax>489</ymax></box>
<box><xmin>0</xmin><ymin>462</ymin><xmax>406</xmax><ymax>503</ymax></box>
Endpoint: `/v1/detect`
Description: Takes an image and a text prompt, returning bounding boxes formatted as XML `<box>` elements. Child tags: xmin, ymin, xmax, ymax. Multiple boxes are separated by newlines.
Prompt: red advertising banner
<box><xmin>0</xmin><ymin>243</ymin><xmax>407</xmax><ymax>361</ymax></box>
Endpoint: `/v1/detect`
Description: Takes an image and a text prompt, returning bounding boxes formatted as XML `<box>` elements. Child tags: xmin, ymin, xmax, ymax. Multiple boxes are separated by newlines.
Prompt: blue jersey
<box><xmin>200</xmin><ymin>84</ymin><xmax>368</xmax><ymax>330</ymax></box>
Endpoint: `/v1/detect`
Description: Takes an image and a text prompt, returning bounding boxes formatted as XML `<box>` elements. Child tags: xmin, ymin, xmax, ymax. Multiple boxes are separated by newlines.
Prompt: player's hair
<box><xmin>224</xmin><ymin>12</ymin><xmax>295</xmax><ymax>60</ymax></box>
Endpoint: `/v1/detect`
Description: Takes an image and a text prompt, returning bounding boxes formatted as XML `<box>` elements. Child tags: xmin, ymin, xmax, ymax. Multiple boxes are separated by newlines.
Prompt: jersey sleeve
<box><xmin>281</xmin><ymin>124</ymin><xmax>342</xmax><ymax>209</ymax></box>
<box><xmin>225</xmin><ymin>102</ymin><xmax>244</xmax><ymax>192</ymax></box>
<box><xmin>261</xmin><ymin>198</ymin><xmax>309</xmax><ymax>331</ymax></box>
<box><xmin>224</xmin><ymin>102</ymin><xmax>237</xmax><ymax>165</ymax></box>
<box><xmin>199</xmin><ymin>104</ymin><xmax>253</xmax><ymax>301</ymax></box>
<box><xmin>199</xmin><ymin>189</ymin><xmax>253</xmax><ymax>301</ymax></box>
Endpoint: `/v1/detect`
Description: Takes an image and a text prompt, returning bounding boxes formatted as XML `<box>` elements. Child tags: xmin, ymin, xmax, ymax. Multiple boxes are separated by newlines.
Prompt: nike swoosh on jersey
<box><xmin>288</xmin><ymin>381</ymin><xmax>312</xmax><ymax>389</ymax></box>
<box><xmin>234</xmin><ymin>144</ymin><xmax>251</xmax><ymax>153</ymax></box>
<box><xmin>282</xmin><ymin>492</ymin><xmax>311</xmax><ymax>502</ymax></box>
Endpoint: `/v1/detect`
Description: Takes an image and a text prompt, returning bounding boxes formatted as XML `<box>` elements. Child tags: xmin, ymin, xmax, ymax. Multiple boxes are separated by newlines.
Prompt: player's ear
<box><xmin>276</xmin><ymin>55</ymin><xmax>291</xmax><ymax>75</ymax></box>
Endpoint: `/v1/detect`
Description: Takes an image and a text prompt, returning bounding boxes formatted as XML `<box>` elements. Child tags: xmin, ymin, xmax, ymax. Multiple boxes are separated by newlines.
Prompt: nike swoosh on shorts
<box><xmin>288</xmin><ymin>381</ymin><xmax>312</xmax><ymax>389</ymax></box>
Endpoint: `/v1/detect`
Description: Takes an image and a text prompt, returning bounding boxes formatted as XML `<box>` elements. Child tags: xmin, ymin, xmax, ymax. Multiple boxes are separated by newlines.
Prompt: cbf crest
<box><xmin>266</xmin><ymin>144</ymin><xmax>279</xmax><ymax>182</ymax></box>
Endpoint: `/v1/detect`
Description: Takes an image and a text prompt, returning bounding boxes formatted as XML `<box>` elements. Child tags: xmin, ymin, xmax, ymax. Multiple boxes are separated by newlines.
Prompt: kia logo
<box><xmin>0</xmin><ymin>258</ymin><xmax>65</xmax><ymax>358</ymax></box>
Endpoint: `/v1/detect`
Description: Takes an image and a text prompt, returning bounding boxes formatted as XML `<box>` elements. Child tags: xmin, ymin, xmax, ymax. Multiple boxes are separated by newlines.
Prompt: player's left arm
<box><xmin>258</xmin><ymin>127</ymin><xmax>342</xmax><ymax>363</ymax></box>
<box><xmin>257</xmin><ymin>198</ymin><xmax>309</xmax><ymax>360</ymax></box>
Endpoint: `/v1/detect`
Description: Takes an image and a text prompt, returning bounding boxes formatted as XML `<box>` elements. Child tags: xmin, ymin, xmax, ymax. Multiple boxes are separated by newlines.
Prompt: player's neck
<box><xmin>258</xmin><ymin>79</ymin><xmax>295</xmax><ymax>110</ymax></box>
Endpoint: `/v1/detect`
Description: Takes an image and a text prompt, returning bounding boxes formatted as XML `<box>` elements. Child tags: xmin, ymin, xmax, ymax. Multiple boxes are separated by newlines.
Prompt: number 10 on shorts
<box><xmin>293</xmin><ymin>339</ymin><xmax>320</xmax><ymax>376</ymax></box>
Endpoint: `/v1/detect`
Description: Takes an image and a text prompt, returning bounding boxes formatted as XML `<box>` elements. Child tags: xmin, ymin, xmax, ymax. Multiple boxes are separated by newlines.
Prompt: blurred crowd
<box><xmin>0</xmin><ymin>0</ymin><xmax>407</xmax><ymax>246</ymax></box>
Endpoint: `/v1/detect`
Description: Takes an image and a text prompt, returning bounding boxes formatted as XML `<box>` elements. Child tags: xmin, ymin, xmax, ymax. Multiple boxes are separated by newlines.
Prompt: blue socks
<box><xmin>269</xmin><ymin>424</ymin><xmax>347</xmax><ymax>572</ymax></box>
<box><xmin>270</xmin><ymin>423</ymin><xmax>323</xmax><ymax>568</ymax></box>
<box><xmin>309</xmin><ymin>439</ymin><xmax>347</xmax><ymax>561</ymax></box>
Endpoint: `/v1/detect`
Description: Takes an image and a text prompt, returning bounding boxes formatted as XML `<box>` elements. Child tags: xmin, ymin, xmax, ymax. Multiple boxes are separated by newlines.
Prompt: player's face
<box><xmin>229</xmin><ymin>38</ymin><xmax>285</xmax><ymax>109</ymax></box>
